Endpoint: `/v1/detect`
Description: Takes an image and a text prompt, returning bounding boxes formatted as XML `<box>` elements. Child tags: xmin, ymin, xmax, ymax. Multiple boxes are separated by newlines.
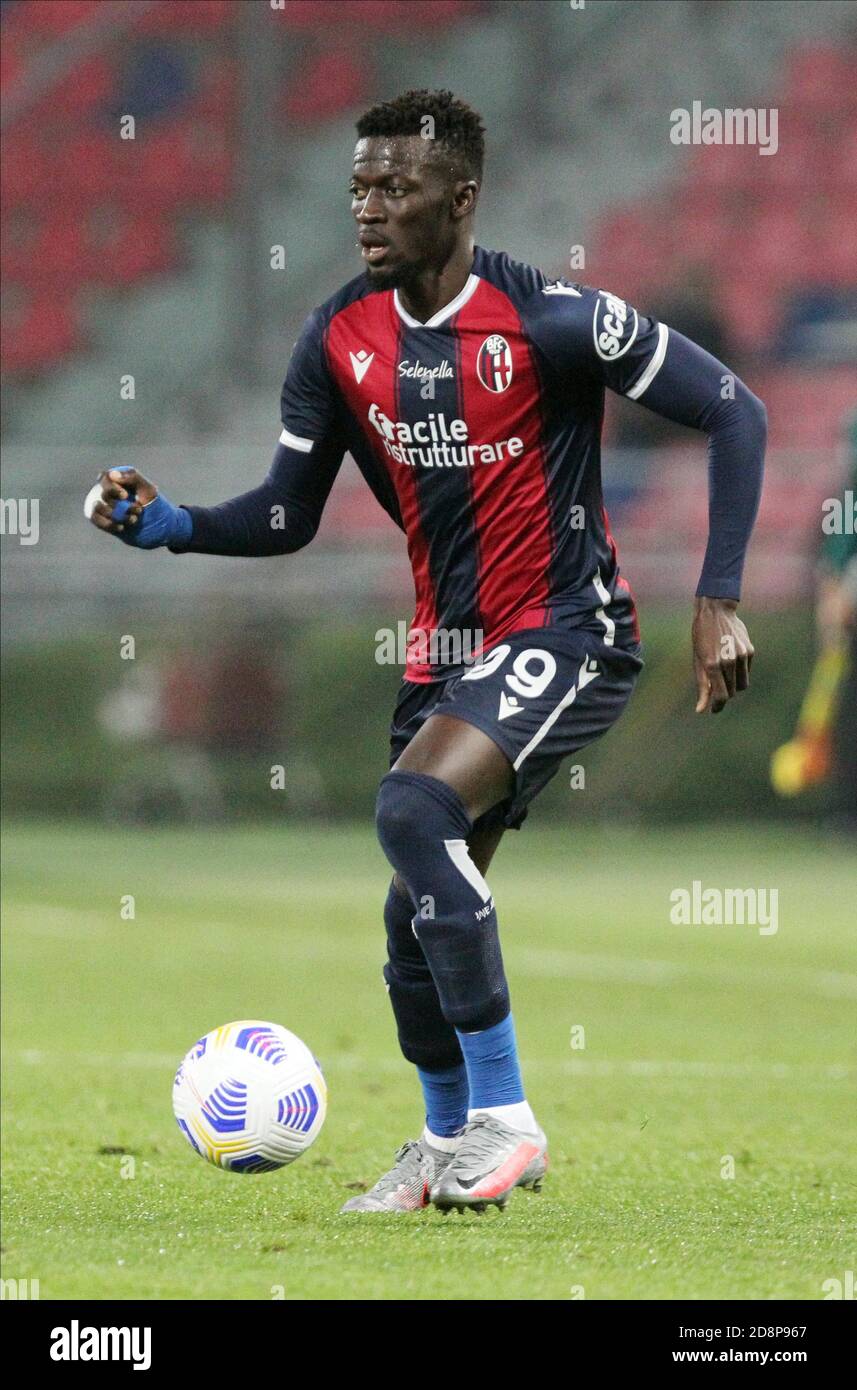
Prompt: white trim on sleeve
<box><xmin>279</xmin><ymin>427</ymin><xmax>314</xmax><ymax>453</ymax></box>
<box><xmin>625</xmin><ymin>322</ymin><xmax>669</xmax><ymax>400</ymax></box>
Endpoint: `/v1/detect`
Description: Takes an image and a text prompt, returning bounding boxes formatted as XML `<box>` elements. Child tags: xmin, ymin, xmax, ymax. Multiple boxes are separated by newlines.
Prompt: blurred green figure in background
<box><xmin>817</xmin><ymin>414</ymin><xmax>857</xmax><ymax>826</ymax></box>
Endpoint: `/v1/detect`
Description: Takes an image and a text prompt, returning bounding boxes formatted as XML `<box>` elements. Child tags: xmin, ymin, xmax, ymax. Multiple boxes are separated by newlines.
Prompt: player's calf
<box><xmin>376</xmin><ymin>771</ymin><xmax>544</xmax><ymax>1187</ymax></box>
<box><xmin>382</xmin><ymin>875</ymin><xmax>464</xmax><ymax>1073</ymax></box>
<box><xmin>375</xmin><ymin>769</ymin><xmax>510</xmax><ymax>1032</ymax></box>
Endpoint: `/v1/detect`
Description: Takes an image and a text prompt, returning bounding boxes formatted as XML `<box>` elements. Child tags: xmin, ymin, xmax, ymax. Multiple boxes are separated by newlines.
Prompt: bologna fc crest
<box><xmin>477</xmin><ymin>334</ymin><xmax>513</xmax><ymax>393</ymax></box>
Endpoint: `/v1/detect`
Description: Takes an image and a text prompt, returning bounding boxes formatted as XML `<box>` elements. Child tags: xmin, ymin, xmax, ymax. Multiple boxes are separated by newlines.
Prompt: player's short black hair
<box><xmin>355</xmin><ymin>89</ymin><xmax>485</xmax><ymax>182</ymax></box>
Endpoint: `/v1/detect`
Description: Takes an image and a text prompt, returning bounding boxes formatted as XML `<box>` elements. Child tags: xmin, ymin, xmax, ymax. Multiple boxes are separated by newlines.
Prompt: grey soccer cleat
<box><xmin>429</xmin><ymin>1114</ymin><xmax>548</xmax><ymax>1213</ymax></box>
<box><xmin>340</xmin><ymin>1137</ymin><xmax>454</xmax><ymax>1213</ymax></box>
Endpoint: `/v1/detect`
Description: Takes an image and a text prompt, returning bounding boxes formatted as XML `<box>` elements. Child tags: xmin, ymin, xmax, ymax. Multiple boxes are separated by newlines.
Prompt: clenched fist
<box><xmin>84</xmin><ymin>468</ymin><xmax>191</xmax><ymax>549</ymax></box>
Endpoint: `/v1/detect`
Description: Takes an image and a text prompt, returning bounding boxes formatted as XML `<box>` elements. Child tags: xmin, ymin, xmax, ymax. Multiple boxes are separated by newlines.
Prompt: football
<box><xmin>172</xmin><ymin>1020</ymin><xmax>327</xmax><ymax>1173</ymax></box>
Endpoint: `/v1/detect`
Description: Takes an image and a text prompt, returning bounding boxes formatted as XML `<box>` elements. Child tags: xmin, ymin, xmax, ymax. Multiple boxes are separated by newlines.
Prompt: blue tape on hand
<box><xmin>114</xmin><ymin>492</ymin><xmax>192</xmax><ymax>549</ymax></box>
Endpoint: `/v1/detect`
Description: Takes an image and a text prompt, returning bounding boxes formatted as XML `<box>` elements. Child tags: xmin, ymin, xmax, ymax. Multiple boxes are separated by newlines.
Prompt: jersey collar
<box><xmin>393</xmin><ymin>272</ymin><xmax>480</xmax><ymax>329</ymax></box>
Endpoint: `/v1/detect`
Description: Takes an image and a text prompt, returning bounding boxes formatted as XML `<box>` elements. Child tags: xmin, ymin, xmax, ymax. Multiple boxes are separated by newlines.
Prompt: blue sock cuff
<box><xmin>457</xmin><ymin>1012</ymin><xmax>516</xmax><ymax>1059</ymax></box>
<box><xmin>417</xmin><ymin>1063</ymin><xmax>468</xmax><ymax>1138</ymax></box>
<box><xmin>456</xmin><ymin>1012</ymin><xmax>525</xmax><ymax>1109</ymax></box>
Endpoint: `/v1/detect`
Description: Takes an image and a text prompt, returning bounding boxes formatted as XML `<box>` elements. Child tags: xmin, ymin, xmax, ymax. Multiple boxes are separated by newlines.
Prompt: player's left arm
<box><xmin>533</xmin><ymin>284</ymin><xmax>765</xmax><ymax>713</ymax></box>
<box><xmin>623</xmin><ymin>324</ymin><xmax>766</xmax><ymax>714</ymax></box>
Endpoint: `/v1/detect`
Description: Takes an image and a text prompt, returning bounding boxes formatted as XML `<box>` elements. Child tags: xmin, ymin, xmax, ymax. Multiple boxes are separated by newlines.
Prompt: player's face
<box><xmin>350</xmin><ymin>136</ymin><xmax>460</xmax><ymax>290</ymax></box>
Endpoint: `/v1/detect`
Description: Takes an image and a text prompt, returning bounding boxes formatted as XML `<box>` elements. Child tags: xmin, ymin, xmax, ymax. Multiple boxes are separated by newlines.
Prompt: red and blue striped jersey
<box><xmin>280</xmin><ymin>246</ymin><xmax>656</xmax><ymax>682</ymax></box>
<box><xmin>182</xmin><ymin>249</ymin><xmax>765</xmax><ymax>667</ymax></box>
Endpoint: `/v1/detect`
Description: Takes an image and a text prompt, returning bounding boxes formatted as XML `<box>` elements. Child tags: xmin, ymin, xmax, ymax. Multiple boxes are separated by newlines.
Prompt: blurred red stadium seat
<box><xmin>135</xmin><ymin>0</ymin><xmax>235</xmax><ymax>34</ymax></box>
<box><xmin>0</xmin><ymin>129</ymin><xmax>50</xmax><ymax>207</ymax></box>
<box><xmin>838</xmin><ymin>122</ymin><xmax>857</xmax><ymax>184</ymax></box>
<box><xmin>91</xmin><ymin>212</ymin><xmax>178</xmax><ymax>285</ymax></box>
<box><xmin>0</xmin><ymin>29</ymin><xmax>24</xmax><ymax>92</ymax></box>
<box><xmin>134</xmin><ymin>119</ymin><xmax>232</xmax><ymax>208</ymax></box>
<box><xmin>322</xmin><ymin>479</ymin><xmax>405</xmax><ymax>539</ymax></box>
<box><xmin>717</xmin><ymin>276</ymin><xmax>782</xmax><ymax>355</ymax></box>
<box><xmin>51</xmin><ymin>129</ymin><xmax>123</xmax><ymax>206</ymax></box>
<box><xmin>1</xmin><ymin>288</ymin><xmax>80</xmax><ymax>373</ymax></box>
<box><xmin>752</xmin><ymin>367</ymin><xmax>857</xmax><ymax>449</ymax></box>
<box><xmin>670</xmin><ymin>190</ymin><xmax>732</xmax><ymax>263</ymax></box>
<box><xmin>750</xmin><ymin>124</ymin><xmax>817</xmax><ymax>193</ymax></box>
<box><xmin>11</xmin><ymin>0</ymin><xmax>101</xmax><ymax>35</ymax></box>
<box><xmin>592</xmin><ymin>208</ymin><xmax>665</xmax><ymax>294</ymax></box>
<box><xmin>597</xmin><ymin>37</ymin><xmax>857</xmax><ymax>358</ymax></box>
<box><xmin>2</xmin><ymin>210</ymin><xmax>94</xmax><ymax>287</ymax></box>
<box><xmin>784</xmin><ymin>42</ymin><xmax>857</xmax><ymax>116</ymax></box>
<box><xmin>731</xmin><ymin>205</ymin><xmax>813</xmax><ymax>287</ymax></box>
<box><xmin>1</xmin><ymin>203</ymin><xmax>178</xmax><ymax>291</ymax></box>
<box><xmin>274</xmin><ymin>0</ymin><xmax>477</xmax><ymax>30</ymax></box>
<box><xmin>281</xmin><ymin>49</ymin><xmax>368</xmax><ymax>123</ymax></box>
<box><xmin>38</xmin><ymin>56</ymin><xmax>114</xmax><ymax>119</ymax></box>
<box><xmin>187</xmin><ymin>58</ymin><xmax>238</xmax><ymax>122</ymax></box>
<box><xmin>825</xmin><ymin>216</ymin><xmax>857</xmax><ymax>288</ymax></box>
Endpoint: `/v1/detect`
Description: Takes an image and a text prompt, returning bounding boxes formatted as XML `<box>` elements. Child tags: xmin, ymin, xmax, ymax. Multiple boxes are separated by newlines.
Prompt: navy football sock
<box><xmin>376</xmin><ymin>770</ymin><xmax>510</xmax><ymax>1032</ymax></box>
<box><xmin>382</xmin><ymin>876</ymin><xmax>463</xmax><ymax>1072</ymax></box>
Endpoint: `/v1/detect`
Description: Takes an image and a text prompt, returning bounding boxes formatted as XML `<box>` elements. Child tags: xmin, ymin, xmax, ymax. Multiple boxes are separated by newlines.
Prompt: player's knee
<box><xmin>375</xmin><ymin>769</ymin><xmax>470</xmax><ymax>867</ymax></box>
<box><xmin>375</xmin><ymin>773</ymin><xmax>425</xmax><ymax>859</ymax></box>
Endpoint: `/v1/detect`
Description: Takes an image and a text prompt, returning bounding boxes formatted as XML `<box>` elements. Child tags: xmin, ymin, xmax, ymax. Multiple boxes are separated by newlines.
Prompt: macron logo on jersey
<box><xmin>542</xmin><ymin>282</ymin><xmax>582</xmax><ymax>297</ymax></box>
<box><xmin>350</xmin><ymin>349</ymin><xmax>374</xmax><ymax>384</ymax></box>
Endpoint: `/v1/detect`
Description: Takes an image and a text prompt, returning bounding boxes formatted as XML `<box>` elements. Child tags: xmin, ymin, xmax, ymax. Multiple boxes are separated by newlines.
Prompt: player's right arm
<box><xmin>85</xmin><ymin>308</ymin><xmax>346</xmax><ymax>556</ymax></box>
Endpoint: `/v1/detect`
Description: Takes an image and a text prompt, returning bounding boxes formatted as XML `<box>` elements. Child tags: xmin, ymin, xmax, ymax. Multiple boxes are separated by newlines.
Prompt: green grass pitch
<box><xmin>2</xmin><ymin>819</ymin><xmax>855</xmax><ymax>1301</ymax></box>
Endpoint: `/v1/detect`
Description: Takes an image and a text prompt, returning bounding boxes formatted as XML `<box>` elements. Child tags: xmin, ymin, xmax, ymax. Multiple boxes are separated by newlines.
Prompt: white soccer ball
<box><xmin>172</xmin><ymin>1020</ymin><xmax>327</xmax><ymax>1173</ymax></box>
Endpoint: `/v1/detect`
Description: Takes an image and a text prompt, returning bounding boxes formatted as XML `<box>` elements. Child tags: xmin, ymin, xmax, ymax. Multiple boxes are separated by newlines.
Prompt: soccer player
<box><xmin>86</xmin><ymin>90</ymin><xmax>765</xmax><ymax>1213</ymax></box>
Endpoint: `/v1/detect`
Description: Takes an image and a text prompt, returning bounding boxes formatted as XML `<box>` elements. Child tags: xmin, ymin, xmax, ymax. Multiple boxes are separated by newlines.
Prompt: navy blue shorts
<box><xmin>388</xmin><ymin>625</ymin><xmax>643</xmax><ymax>830</ymax></box>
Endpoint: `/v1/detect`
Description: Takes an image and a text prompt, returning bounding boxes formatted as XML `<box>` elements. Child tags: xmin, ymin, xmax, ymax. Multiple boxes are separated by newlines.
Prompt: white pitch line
<box><xmin>512</xmin><ymin>947</ymin><xmax>857</xmax><ymax>1000</ymax></box>
<box><xmin>555</xmin><ymin>1060</ymin><xmax>855</xmax><ymax>1080</ymax></box>
<box><xmin>7</xmin><ymin>908</ymin><xmax>857</xmax><ymax>1000</ymax></box>
<box><xmin>8</xmin><ymin>1051</ymin><xmax>855</xmax><ymax>1082</ymax></box>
